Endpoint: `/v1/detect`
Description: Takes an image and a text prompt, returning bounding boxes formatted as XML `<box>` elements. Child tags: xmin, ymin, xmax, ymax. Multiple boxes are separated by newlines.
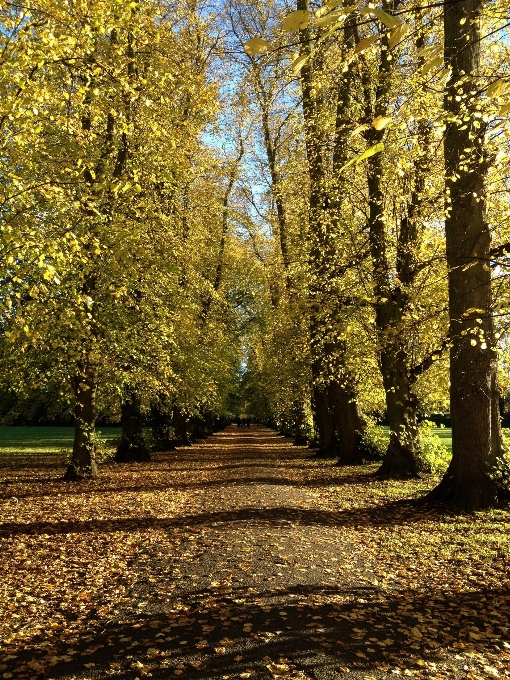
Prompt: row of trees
<box><xmin>0</xmin><ymin>0</ymin><xmax>249</xmax><ymax>476</ymax></box>
<box><xmin>224</xmin><ymin>0</ymin><xmax>510</xmax><ymax>509</ymax></box>
<box><xmin>1</xmin><ymin>0</ymin><xmax>510</xmax><ymax>509</ymax></box>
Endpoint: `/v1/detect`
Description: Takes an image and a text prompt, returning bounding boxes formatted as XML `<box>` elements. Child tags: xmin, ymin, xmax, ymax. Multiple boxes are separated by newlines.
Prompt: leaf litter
<box><xmin>0</xmin><ymin>425</ymin><xmax>509</xmax><ymax>679</ymax></box>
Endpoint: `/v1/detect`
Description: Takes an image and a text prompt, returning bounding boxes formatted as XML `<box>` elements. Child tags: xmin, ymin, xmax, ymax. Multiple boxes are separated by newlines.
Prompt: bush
<box><xmin>417</xmin><ymin>420</ymin><xmax>451</xmax><ymax>473</ymax></box>
<box><xmin>61</xmin><ymin>435</ymin><xmax>117</xmax><ymax>466</ymax></box>
<box><xmin>93</xmin><ymin>434</ymin><xmax>117</xmax><ymax>464</ymax></box>
<box><xmin>490</xmin><ymin>443</ymin><xmax>510</xmax><ymax>492</ymax></box>
<box><xmin>361</xmin><ymin>425</ymin><xmax>388</xmax><ymax>460</ymax></box>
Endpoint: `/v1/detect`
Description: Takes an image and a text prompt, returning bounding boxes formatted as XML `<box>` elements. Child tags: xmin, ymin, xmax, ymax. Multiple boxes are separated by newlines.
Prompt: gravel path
<box><xmin>61</xmin><ymin>424</ymin><xmax>403</xmax><ymax>680</ymax></box>
<box><xmin>6</xmin><ymin>424</ymin><xmax>501</xmax><ymax>680</ymax></box>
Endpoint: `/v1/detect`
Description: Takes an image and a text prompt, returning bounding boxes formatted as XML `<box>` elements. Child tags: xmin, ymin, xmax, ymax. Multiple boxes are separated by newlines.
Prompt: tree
<box><xmin>425</xmin><ymin>0</ymin><xmax>505</xmax><ymax>509</ymax></box>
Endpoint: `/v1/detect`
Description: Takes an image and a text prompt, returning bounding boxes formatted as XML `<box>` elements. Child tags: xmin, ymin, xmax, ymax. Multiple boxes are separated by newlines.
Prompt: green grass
<box><xmin>379</xmin><ymin>425</ymin><xmax>452</xmax><ymax>451</ymax></box>
<box><xmin>432</xmin><ymin>426</ymin><xmax>452</xmax><ymax>451</ymax></box>
<box><xmin>0</xmin><ymin>426</ymin><xmax>121</xmax><ymax>457</ymax></box>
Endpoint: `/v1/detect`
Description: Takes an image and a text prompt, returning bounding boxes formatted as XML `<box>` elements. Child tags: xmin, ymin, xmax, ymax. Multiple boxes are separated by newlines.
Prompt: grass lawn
<box><xmin>0</xmin><ymin>426</ymin><xmax>122</xmax><ymax>458</ymax></box>
<box><xmin>431</xmin><ymin>426</ymin><xmax>452</xmax><ymax>450</ymax></box>
<box><xmin>0</xmin><ymin>425</ymin><xmax>454</xmax><ymax>458</ymax></box>
<box><xmin>379</xmin><ymin>425</ymin><xmax>452</xmax><ymax>450</ymax></box>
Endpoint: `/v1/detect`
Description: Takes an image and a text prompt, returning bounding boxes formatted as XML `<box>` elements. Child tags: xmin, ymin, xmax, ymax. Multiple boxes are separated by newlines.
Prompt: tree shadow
<box><xmin>0</xmin><ymin>500</ymin><xmax>447</xmax><ymax>537</ymax></box>
<box><xmin>5</xmin><ymin>582</ymin><xmax>508</xmax><ymax>679</ymax></box>
<box><xmin>0</xmin><ymin>473</ymin><xmax>384</xmax><ymax>501</ymax></box>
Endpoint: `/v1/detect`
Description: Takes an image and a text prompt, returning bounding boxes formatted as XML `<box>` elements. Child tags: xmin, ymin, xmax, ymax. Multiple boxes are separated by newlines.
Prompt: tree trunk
<box><xmin>425</xmin><ymin>0</ymin><xmax>499</xmax><ymax>510</ymax></box>
<box><xmin>312</xmin><ymin>366</ymin><xmax>336</xmax><ymax>457</ymax></box>
<box><xmin>361</xmin><ymin>9</ymin><xmax>421</xmax><ymax>477</ymax></box>
<box><xmin>115</xmin><ymin>389</ymin><xmax>150</xmax><ymax>463</ymax></box>
<box><xmin>291</xmin><ymin>399</ymin><xmax>309</xmax><ymax>445</ymax></box>
<box><xmin>64</xmin><ymin>364</ymin><xmax>98</xmax><ymax>480</ymax></box>
<box><xmin>329</xmin><ymin>380</ymin><xmax>367</xmax><ymax>465</ymax></box>
<box><xmin>150</xmin><ymin>398</ymin><xmax>176</xmax><ymax>451</ymax></box>
<box><xmin>172</xmin><ymin>406</ymin><xmax>191</xmax><ymax>446</ymax></box>
<box><xmin>376</xmin><ymin>352</ymin><xmax>420</xmax><ymax>476</ymax></box>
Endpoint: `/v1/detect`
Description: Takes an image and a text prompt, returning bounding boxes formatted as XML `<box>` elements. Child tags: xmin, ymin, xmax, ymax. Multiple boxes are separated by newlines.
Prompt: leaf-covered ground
<box><xmin>1</xmin><ymin>425</ymin><xmax>509</xmax><ymax>680</ymax></box>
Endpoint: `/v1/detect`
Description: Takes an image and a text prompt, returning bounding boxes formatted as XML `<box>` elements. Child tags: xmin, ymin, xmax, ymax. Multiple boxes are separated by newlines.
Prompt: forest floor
<box><xmin>1</xmin><ymin>425</ymin><xmax>509</xmax><ymax>680</ymax></box>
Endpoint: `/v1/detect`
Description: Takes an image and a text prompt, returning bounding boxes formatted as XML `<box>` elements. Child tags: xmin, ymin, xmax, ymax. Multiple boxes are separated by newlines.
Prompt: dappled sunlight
<box><xmin>1</xmin><ymin>426</ymin><xmax>509</xmax><ymax>679</ymax></box>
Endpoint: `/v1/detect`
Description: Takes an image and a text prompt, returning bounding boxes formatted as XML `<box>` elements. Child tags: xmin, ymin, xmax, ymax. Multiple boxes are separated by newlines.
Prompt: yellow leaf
<box><xmin>360</xmin><ymin>7</ymin><xmax>402</xmax><ymax>29</ymax></box>
<box><xmin>316</xmin><ymin>5</ymin><xmax>356</xmax><ymax>26</ymax></box>
<box><xmin>355</xmin><ymin>34</ymin><xmax>378</xmax><ymax>53</ymax></box>
<box><xmin>421</xmin><ymin>55</ymin><xmax>443</xmax><ymax>75</ymax></box>
<box><xmin>410</xmin><ymin>627</ymin><xmax>422</xmax><ymax>638</ymax></box>
<box><xmin>372</xmin><ymin>115</ymin><xmax>392</xmax><ymax>130</ymax></box>
<box><xmin>316</xmin><ymin>12</ymin><xmax>344</xmax><ymax>28</ymax></box>
<box><xmin>417</xmin><ymin>44</ymin><xmax>441</xmax><ymax>59</ymax></box>
<box><xmin>244</xmin><ymin>38</ymin><xmax>271</xmax><ymax>55</ymax></box>
<box><xmin>499</xmin><ymin>102</ymin><xmax>510</xmax><ymax>115</ymax></box>
<box><xmin>388</xmin><ymin>22</ymin><xmax>408</xmax><ymax>49</ymax></box>
<box><xmin>338</xmin><ymin>142</ymin><xmax>384</xmax><ymax>173</ymax></box>
<box><xmin>487</xmin><ymin>79</ymin><xmax>508</xmax><ymax>98</ymax></box>
<box><xmin>351</xmin><ymin>124</ymin><xmax>368</xmax><ymax>135</ymax></box>
<box><xmin>282</xmin><ymin>10</ymin><xmax>310</xmax><ymax>32</ymax></box>
<box><xmin>315</xmin><ymin>0</ymin><xmax>344</xmax><ymax>18</ymax></box>
<box><xmin>292</xmin><ymin>54</ymin><xmax>308</xmax><ymax>75</ymax></box>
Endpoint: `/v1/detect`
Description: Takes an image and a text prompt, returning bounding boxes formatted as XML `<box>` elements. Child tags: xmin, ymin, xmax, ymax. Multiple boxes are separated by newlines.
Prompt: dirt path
<box><xmin>1</xmin><ymin>425</ymin><xmax>509</xmax><ymax>680</ymax></box>
<box><xmin>123</xmin><ymin>425</ymin><xmax>374</xmax><ymax>680</ymax></box>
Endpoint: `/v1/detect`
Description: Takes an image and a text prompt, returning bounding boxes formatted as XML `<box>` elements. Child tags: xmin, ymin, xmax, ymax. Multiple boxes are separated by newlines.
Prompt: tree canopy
<box><xmin>1</xmin><ymin>0</ymin><xmax>510</xmax><ymax>508</ymax></box>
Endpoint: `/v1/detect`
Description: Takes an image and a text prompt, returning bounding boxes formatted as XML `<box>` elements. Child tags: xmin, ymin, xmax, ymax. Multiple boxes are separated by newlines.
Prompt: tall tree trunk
<box><xmin>297</xmin><ymin>0</ymin><xmax>365</xmax><ymax>460</ymax></box>
<box><xmin>377</xmin><ymin>350</ymin><xmax>420</xmax><ymax>475</ymax></box>
<box><xmin>359</xmin><ymin>2</ymin><xmax>421</xmax><ymax>477</ymax></box>
<box><xmin>329</xmin><ymin>380</ymin><xmax>367</xmax><ymax>465</ymax></box>
<box><xmin>115</xmin><ymin>389</ymin><xmax>150</xmax><ymax>462</ymax></box>
<box><xmin>291</xmin><ymin>399</ymin><xmax>309</xmax><ymax>445</ymax></box>
<box><xmin>172</xmin><ymin>406</ymin><xmax>191</xmax><ymax>446</ymax></box>
<box><xmin>64</xmin><ymin>363</ymin><xmax>98</xmax><ymax>480</ymax></box>
<box><xmin>312</xmin><ymin>360</ymin><xmax>336</xmax><ymax>457</ymax></box>
<box><xmin>425</xmin><ymin>0</ymin><xmax>499</xmax><ymax>509</ymax></box>
<box><xmin>150</xmin><ymin>396</ymin><xmax>176</xmax><ymax>451</ymax></box>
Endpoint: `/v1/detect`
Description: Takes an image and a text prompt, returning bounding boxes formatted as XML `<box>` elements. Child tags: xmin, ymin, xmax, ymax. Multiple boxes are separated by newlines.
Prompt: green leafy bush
<box><xmin>489</xmin><ymin>438</ymin><xmax>510</xmax><ymax>491</ymax></box>
<box><xmin>417</xmin><ymin>420</ymin><xmax>451</xmax><ymax>473</ymax></box>
<box><xmin>361</xmin><ymin>425</ymin><xmax>389</xmax><ymax>459</ymax></box>
<box><xmin>93</xmin><ymin>434</ymin><xmax>117</xmax><ymax>464</ymax></box>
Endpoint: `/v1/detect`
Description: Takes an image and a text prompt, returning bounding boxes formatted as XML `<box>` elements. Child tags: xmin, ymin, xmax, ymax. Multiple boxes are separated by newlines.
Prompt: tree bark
<box><xmin>172</xmin><ymin>406</ymin><xmax>191</xmax><ymax>446</ymax></box>
<box><xmin>312</xmin><ymin>361</ymin><xmax>336</xmax><ymax>457</ymax></box>
<box><xmin>358</xmin><ymin>2</ymin><xmax>423</xmax><ymax>477</ymax></box>
<box><xmin>329</xmin><ymin>380</ymin><xmax>367</xmax><ymax>465</ymax></box>
<box><xmin>115</xmin><ymin>389</ymin><xmax>150</xmax><ymax>462</ymax></box>
<box><xmin>150</xmin><ymin>397</ymin><xmax>176</xmax><ymax>451</ymax></box>
<box><xmin>64</xmin><ymin>363</ymin><xmax>98</xmax><ymax>480</ymax></box>
<box><xmin>376</xmin><ymin>353</ymin><xmax>420</xmax><ymax>475</ymax></box>
<box><xmin>425</xmin><ymin>0</ymin><xmax>500</xmax><ymax>509</ymax></box>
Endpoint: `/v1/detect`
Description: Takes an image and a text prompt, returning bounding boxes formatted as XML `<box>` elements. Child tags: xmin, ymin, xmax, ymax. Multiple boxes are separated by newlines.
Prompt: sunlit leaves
<box><xmin>244</xmin><ymin>38</ymin><xmax>271</xmax><ymax>55</ymax></box>
<box><xmin>338</xmin><ymin>142</ymin><xmax>385</xmax><ymax>173</ymax></box>
<box><xmin>354</xmin><ymin>34</ymin><xmax>378</xmax><ymax>53</ymax></box>
<box><xmin>421</xmin><ymin>55</ymin><xmax>444</xmax><ymax>75</ymax></box>
<box><xmin>360</xmin><ymin>6</ymin><xmax>402</xmax><ymax>29</ymax></box>
<box><xmin>487</xmin><ymin>79</ymin><xmax>508</xmax><ymax>98</ymax></box>
<box><xmin>388</xmin><ymin>22</ymin><xmax>408</xmax><ymax>49</ymax></box>
<box><xmin>291</xmin><ymin>54</ymin><xmax>308</xmax><ymax>75</ymax></box>
<box><xmin>282</xmin><ymin>10</ymin><xmax>310</xmax><ymax>33</ymax></box>
<box><xmin>371</xmin><ymin>116</ymin><xmax>392</xmax><ymax>131</ymax></box>
<box><xmin>315</xmin><ymin>0</ymin><xmax>345</xmax><ymax>18</ymax></box>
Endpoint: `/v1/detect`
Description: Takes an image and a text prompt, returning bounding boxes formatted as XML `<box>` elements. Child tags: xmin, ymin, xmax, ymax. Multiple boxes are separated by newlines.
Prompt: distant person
<box><xmin>247</xmin><ymin>417</ymin><xmax>251</xmax><ymax>427</ymax></box>
<box><xmin>237</xmin><ymin>417</ymin><xmax>241</xmax><ymax>427</ymax></box>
